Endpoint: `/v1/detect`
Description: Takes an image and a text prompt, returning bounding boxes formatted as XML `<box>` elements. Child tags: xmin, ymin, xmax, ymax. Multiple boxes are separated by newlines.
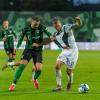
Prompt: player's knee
<box><xmin>36</xmin><ymin>63</ymin><xmax>42</xmax><ymax>71</ymax></box>
<box><xmin>32</xmin><ymin>67</ymin><xmax>36</xmax><ymax>72</ymax></box>
<box><xmin>20</xmin><ymin>60</ymin><xmax>28</xmax><ymax>65</ymax></box>
<box><xmin>67</xmin><ymin>69</ymin><xmax>73</xmax><ymax>75</ymax></box>
<box><xmin>55</xmin><ymin>62</ymin><xmax>61</xmax><ymax>70</ymax></box>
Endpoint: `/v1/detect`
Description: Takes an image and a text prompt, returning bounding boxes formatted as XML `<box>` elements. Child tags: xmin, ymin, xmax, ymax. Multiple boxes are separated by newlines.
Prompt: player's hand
<box><xmin>75</xmin><ymin>16</ymin><xmax>82</xmax><ymax>27</ymax></box>
<box><xmin>33</xmin><ymin>43</ymin><xmax>40</xmax><ymax>47</ymax></box>
<box><xmin>2</xmin><ymin>37</ymin><xmax>6</xmax><ymax>42</ymax></box>
<box><xmin>50</xmin><ymin>36</ymin><xmax>55</xmax><ymax>41</ymax></box>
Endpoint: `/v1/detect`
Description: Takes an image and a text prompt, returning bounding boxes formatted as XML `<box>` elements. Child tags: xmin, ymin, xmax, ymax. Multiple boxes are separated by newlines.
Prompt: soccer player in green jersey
<box><xmin>9</xmin><ymin>16</ymin><xmax>52</xmax><ymax>91</ymax></box>
<box><xmin>1</xmin><ymin>20</ymin><xmax>17</xmax><ymax>64</ymax></box>
<box><xmin>33</xmin><ymin>17</ymin><xmax>81</xmax><ymax>91</ymax></box>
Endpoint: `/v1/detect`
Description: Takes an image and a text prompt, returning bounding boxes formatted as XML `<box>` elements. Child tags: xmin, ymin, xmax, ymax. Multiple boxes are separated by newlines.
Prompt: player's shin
<box><xmin>66</xmin><ymin>69</ymin><xmax>73</xmax><ymax>90</ymax></box>
<box><xmin>33</xmin><ymin>70</ymin><xmax>41</xmax><ymax>80</ymax></box>
<box><xmin>32</xmin><ymin>69</ymin><xmax>41</xmax><ymax>89</ymax></box>
<box><xmin>56</xmin><ymin>69</ymin><xmax>62</xmax><ymax>87</ymax></box>
<box><xmin>68</xmin><ymin>72</ymin><xmax>73</xmax><ymax>84</ymax></box>
<box><xmin>13</xmin><ymin>64</ymin><xmax>26</xmax><ymax>84</ymax></box>
<box><xmin>9</xmin><ymin>64</ymin><xmax>26</xmax><ymax>91</ymax></box>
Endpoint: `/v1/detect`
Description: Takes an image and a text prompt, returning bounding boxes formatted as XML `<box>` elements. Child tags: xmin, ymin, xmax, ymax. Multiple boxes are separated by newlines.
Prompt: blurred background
<box><xmin>0</xmin><ymin>0</ymin><xmax>100</xmax><ymax>50</ymax></box>
<box><xmin>0</xmin><ymin>0</ymin><xmax>100</xmax><ymax>10</ymax></box>
<box><xmin>0</xmin><ymin>11</ymin><xmax>100</xmax><ymax>42</ymax></box>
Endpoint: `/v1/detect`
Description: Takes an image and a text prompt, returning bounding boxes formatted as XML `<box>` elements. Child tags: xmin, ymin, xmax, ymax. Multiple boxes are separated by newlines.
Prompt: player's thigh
<box><xmin>20</xmin><ymin>49</ymin><xmax>32</xmax><ymax>64</ymax></box>
<box><xmin>55</xmin><ymin>60</ymin><xmax>64</xmax><ymax>69</ymax></box>
<box><xmin>32</xmin><ymin>51</ymin><xmax>43</xmax><ymax>70</ymax></box>
<box><xmin>66</xmin><ymin>50</ymin><xmax>78</xmax><ymax>70</ymax></box>
<box><xmin>56</xmin><ymin>51</ymin><xmax>67</xmax><ymax>69</ymax></box>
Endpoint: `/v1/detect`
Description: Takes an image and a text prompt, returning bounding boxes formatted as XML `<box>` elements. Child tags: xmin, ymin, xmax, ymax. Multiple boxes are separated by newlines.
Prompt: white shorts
<box><xmin>57</xmin><ymin>48</ymin><xmax>79</xmax><ymax>69</ymax></box>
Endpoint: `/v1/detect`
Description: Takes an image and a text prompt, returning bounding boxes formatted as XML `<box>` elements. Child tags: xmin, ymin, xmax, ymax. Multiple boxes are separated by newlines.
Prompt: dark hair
<box><xmin>32</xmin><ymin>16</ymin><xmax>40</xmax><ymax>22</ymax></box>
<box><xmin>3</xmin><ymin>20</ymin><xmax>8</xmax><ymax>22</ymax></box>
<box><xmin>52</xmin><ymin>17</ymin><xmax>60</xmax><ymax>24</ymax></box>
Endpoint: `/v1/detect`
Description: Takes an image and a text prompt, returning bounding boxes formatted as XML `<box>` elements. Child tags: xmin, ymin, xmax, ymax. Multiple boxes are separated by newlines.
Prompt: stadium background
<box><xmin>0</xmin><ymin>11</ymin><xmax>100</xmax><ymax>50</ymax></box>
<box><xmin>0</xmin><ymin>1</ymin><xmax>100</xmax><ymax>100</ymax></box>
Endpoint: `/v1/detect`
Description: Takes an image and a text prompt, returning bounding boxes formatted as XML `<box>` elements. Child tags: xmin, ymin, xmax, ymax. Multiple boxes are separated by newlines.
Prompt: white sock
<box><xmin>68</xmin><ymin>73</ymin><xmax>73</xmax><ymax>84</ymax></box>
<box><xmin>32</xmin><ymin>71</ymin><xmax>35</xmax><ymax>80</ymax></box>
<box><xmin>8</xmin><ymin>62</ymin><xmax>15</xmax><ymax>66</ymax></box>
<box><xmin>12</xmin><ymin>83</ymin><xmax>16</xmax><ymax>86</ymax></box>
<box><xmin>56</xmin><ymin>69</ymin><xmax>62</xmax><ymax>86</ymax></box>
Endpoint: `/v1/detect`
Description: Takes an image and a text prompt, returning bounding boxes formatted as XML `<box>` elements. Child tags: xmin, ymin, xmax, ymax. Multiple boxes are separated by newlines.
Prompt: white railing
<box><xmin>0</xmin><ymin>41</ymin><xmax>100</xmax><ymax>50</ymax></box>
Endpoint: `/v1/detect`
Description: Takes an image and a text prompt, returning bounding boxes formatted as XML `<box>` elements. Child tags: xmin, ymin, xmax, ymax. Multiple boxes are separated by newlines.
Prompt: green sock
<box><xmin>13</xmin><ymin>64</ymin><xmax>26</xmax><ymax>84</ymax></box>
<box><xmin>34</xmin><ymin>70</ymin><xmax>41</xmax><ymax>80</ymax></box>
<box><xmin>8</xmin><ymin>58</ymin><xmax>13</xmax><ymax>62</ymax></box>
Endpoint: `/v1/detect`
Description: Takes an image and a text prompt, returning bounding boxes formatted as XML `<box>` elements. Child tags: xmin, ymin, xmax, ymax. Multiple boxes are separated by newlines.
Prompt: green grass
<box><xmin>0</xmin><ymin>50</ymin><xmax>100</xmax><ymax>100</ymax></box>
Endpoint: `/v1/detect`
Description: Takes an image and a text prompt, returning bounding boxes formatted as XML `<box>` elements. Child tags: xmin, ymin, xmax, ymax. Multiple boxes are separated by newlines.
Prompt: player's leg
<box><xmin>2</xmin><ymin>61</ymin><xmax>21</xmax><ymax>71</ymax></box>
<box><xmin>66</xmin><ymin>68</ymin><xmax>73</xmax><ymax>90</ymax></box>
<box><xmin>7</xmin><ymin>48</ymin><xmax>14</xmax><ymax>62</ymax></box>
<box><xmin>9</xmin><ymin>59</ymin><xmax>28</xmax><ymax>91</ymax></box>
<box><xmin>52</xmin><ymin>60</ymin><xmax>64</xmax><ymax>92</ymax></box>
<box><xmin>9</xmin><ymin>49</ymin><xmax>32</xmax><ymax>91</ymax></box>
<box><xmin>12</xmin><ymin>49</ymin><xmax>16</xmax><ymax>60</ymax></box>
<box><xmin>66</xmin><ymin>49</ymin><xmax>79</xmax><ymax>91</ymax></box>
<box><xmin>32</xmin><ymin>51</ymin><xmax>43</xmax><ymax>89</ymax></box>
<box><xmin>2</xmin><ymin>48</ymin><xmax>18</xmax><ymax>70</ymax></box>
<box><xmin>34</xmin><ymin>63</ymin><xmax>42</xmax><ymax>80</ymax></box>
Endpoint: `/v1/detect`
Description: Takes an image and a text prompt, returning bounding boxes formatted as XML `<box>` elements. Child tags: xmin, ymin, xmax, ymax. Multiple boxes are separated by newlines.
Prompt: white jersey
<box><xmin>54</xmin><ymin>24</ymin><xmax>79</xmax><ymax>69</ymax></box>
<box><xmin>54</xmin><ymin>24</ymin><xmax>77</xmax><ymax>49</ymax></box>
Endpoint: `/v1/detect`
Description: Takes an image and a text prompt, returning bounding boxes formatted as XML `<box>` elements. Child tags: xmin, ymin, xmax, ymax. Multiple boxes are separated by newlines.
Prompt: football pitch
<box><xmin>0</xmin><ymin>50</ymin><xmax>100</xmax><ymax>100</ymax></box>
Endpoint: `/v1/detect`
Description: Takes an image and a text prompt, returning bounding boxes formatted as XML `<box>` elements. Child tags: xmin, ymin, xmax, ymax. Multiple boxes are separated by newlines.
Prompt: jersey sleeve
<box><xmin>64</xmin><ymin>24</ymin><xmax>76</xmax><ymax>32</ymax></box>
<box><xmin>0</xmin><ymin>30</ymin><xmax>5</xmax><ymax>39</ymax></box>
<box><xmin>12</xmin><ymin>29</ymin><xmax>17</xmax><ymax>39</ymax></box>
<box><xmin>16</xmin><ymin>28</ymin><xmax>26</xmax><ymax>48</ymax></box>
<box><xmin>42</xmin><ymin>26</ymin><xmax>52</xmax><ymax>37</ymax></box>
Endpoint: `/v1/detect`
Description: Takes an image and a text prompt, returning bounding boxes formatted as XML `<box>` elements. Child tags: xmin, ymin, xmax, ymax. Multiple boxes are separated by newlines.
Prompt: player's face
<box><xmin>53</xmin><ymin>21</ymin><xmax>62</xmax><ymax>31</ymax></box>
<box><xmin>31</xmin><ymin>20</ymin><xmax>40</xmax><ymax>29</ymax></box>
<box><xmin>3</xmin><ymin>21</ymin><xmax>9</xmax><ymax>29</ymax></box>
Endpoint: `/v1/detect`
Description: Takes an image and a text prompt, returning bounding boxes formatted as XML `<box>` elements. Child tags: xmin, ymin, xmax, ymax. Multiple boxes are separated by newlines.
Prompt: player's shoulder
<box><xmin>63</xmin><ymin>23</ymin><xmax>74</xmax><ymax>30</ymax></box>
<box><xmin>38</xmin><ymin>24</ymin><xmax>46</xmax><ymax>30</ymax></box>
<box><xmin>63</xmin><ymin>23</ymin><xmax>72</xmax><ymax>28</ymax></box>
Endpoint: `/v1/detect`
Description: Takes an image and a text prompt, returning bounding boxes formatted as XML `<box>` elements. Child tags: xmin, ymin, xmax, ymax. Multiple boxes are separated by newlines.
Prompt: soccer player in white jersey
<box><xmin>51</xmin><ymin>17</ymin><xmax>81</xmax><ymax>91</ymax></box>
<box><xmin>33</xmin><ymin>17</ymin><xmax>81</xmax><ymax>91</ymax></box>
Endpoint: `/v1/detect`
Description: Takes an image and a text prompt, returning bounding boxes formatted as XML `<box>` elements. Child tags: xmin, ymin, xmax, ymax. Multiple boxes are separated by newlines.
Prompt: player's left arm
<box><xmin>43</xmin><ymin>27</ymin><xmax>52</xmax><ymax>37</ymax></box>
<box><xmin>16</xmin><ymin>29</ymin><xmax>26</xmax><ymax>48</ymax></box>
<box><xmin>74</xmin><ymin>16</ymin><xmax>82</xmax><ymax>27</ymax></box>
<box><xmin>66</xmin><ymin>17</ymin><xmax>82</xmax><ymax>30</ymax></box>
<box><xmin>12</xmin><ymin>30</ymin><xmax>17</xmax><ymax>39</ymax></box>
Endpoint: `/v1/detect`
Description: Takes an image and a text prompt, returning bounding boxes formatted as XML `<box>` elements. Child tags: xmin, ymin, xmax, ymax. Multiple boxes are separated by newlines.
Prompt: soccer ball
<box><xmin>78</xmin><ymin>84</ymin><xmax>89</xmax><ymax>93</ymax></box>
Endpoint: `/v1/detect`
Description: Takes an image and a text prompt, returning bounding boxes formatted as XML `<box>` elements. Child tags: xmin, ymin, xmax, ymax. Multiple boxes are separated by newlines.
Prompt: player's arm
<box><xmin>1</xmin><ymin>30</ymin><xmax>6</xmax><ymax>41</ymax></box>
<box><xmin>74</xmin><ymin>17</ymin><xmax>82</xmax><ymax>27</ymax></box>
<box><xmin>33</xmin><ymin>26</ymin><xmax>54</xmax><ymax>47</ymax></box>
<box><xmin>16</xmin><ymin>29</ymin><xmax>26</xmax><ymax>48</ymax></box>
<box><xmin>12</xmin><ymin>29</ymin><xmax>17</xmax><ymax>39</ymax></box>
<box><xmin>66</xmin><ymin>17</ymin><xmax>82</xmax><ymax>30</ymax></box>
<box><xmin>42</xmin><ymin>26</ymin><xmax>52</xmax><ymax>37</ymax></box>
<box><xmin>33</xmin><ymin>37</ymin><xmax>55</xmax><ymax>47</ymax></box>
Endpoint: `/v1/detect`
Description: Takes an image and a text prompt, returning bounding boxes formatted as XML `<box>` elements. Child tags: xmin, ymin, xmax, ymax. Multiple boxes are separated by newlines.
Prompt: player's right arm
<box><xmin>0</xmin><ymin>30</ymin><xmax>6</xmax><ymax>42</ymax></box>
<box><xmin>33</xmin><ymin>36</ymin><xmax>55</xmax><ymax>47</ymax></box>
<box><xmin>16</xmin><ymin>28</ymin><xmax>26</xmax><ymax>48</ymax></box>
